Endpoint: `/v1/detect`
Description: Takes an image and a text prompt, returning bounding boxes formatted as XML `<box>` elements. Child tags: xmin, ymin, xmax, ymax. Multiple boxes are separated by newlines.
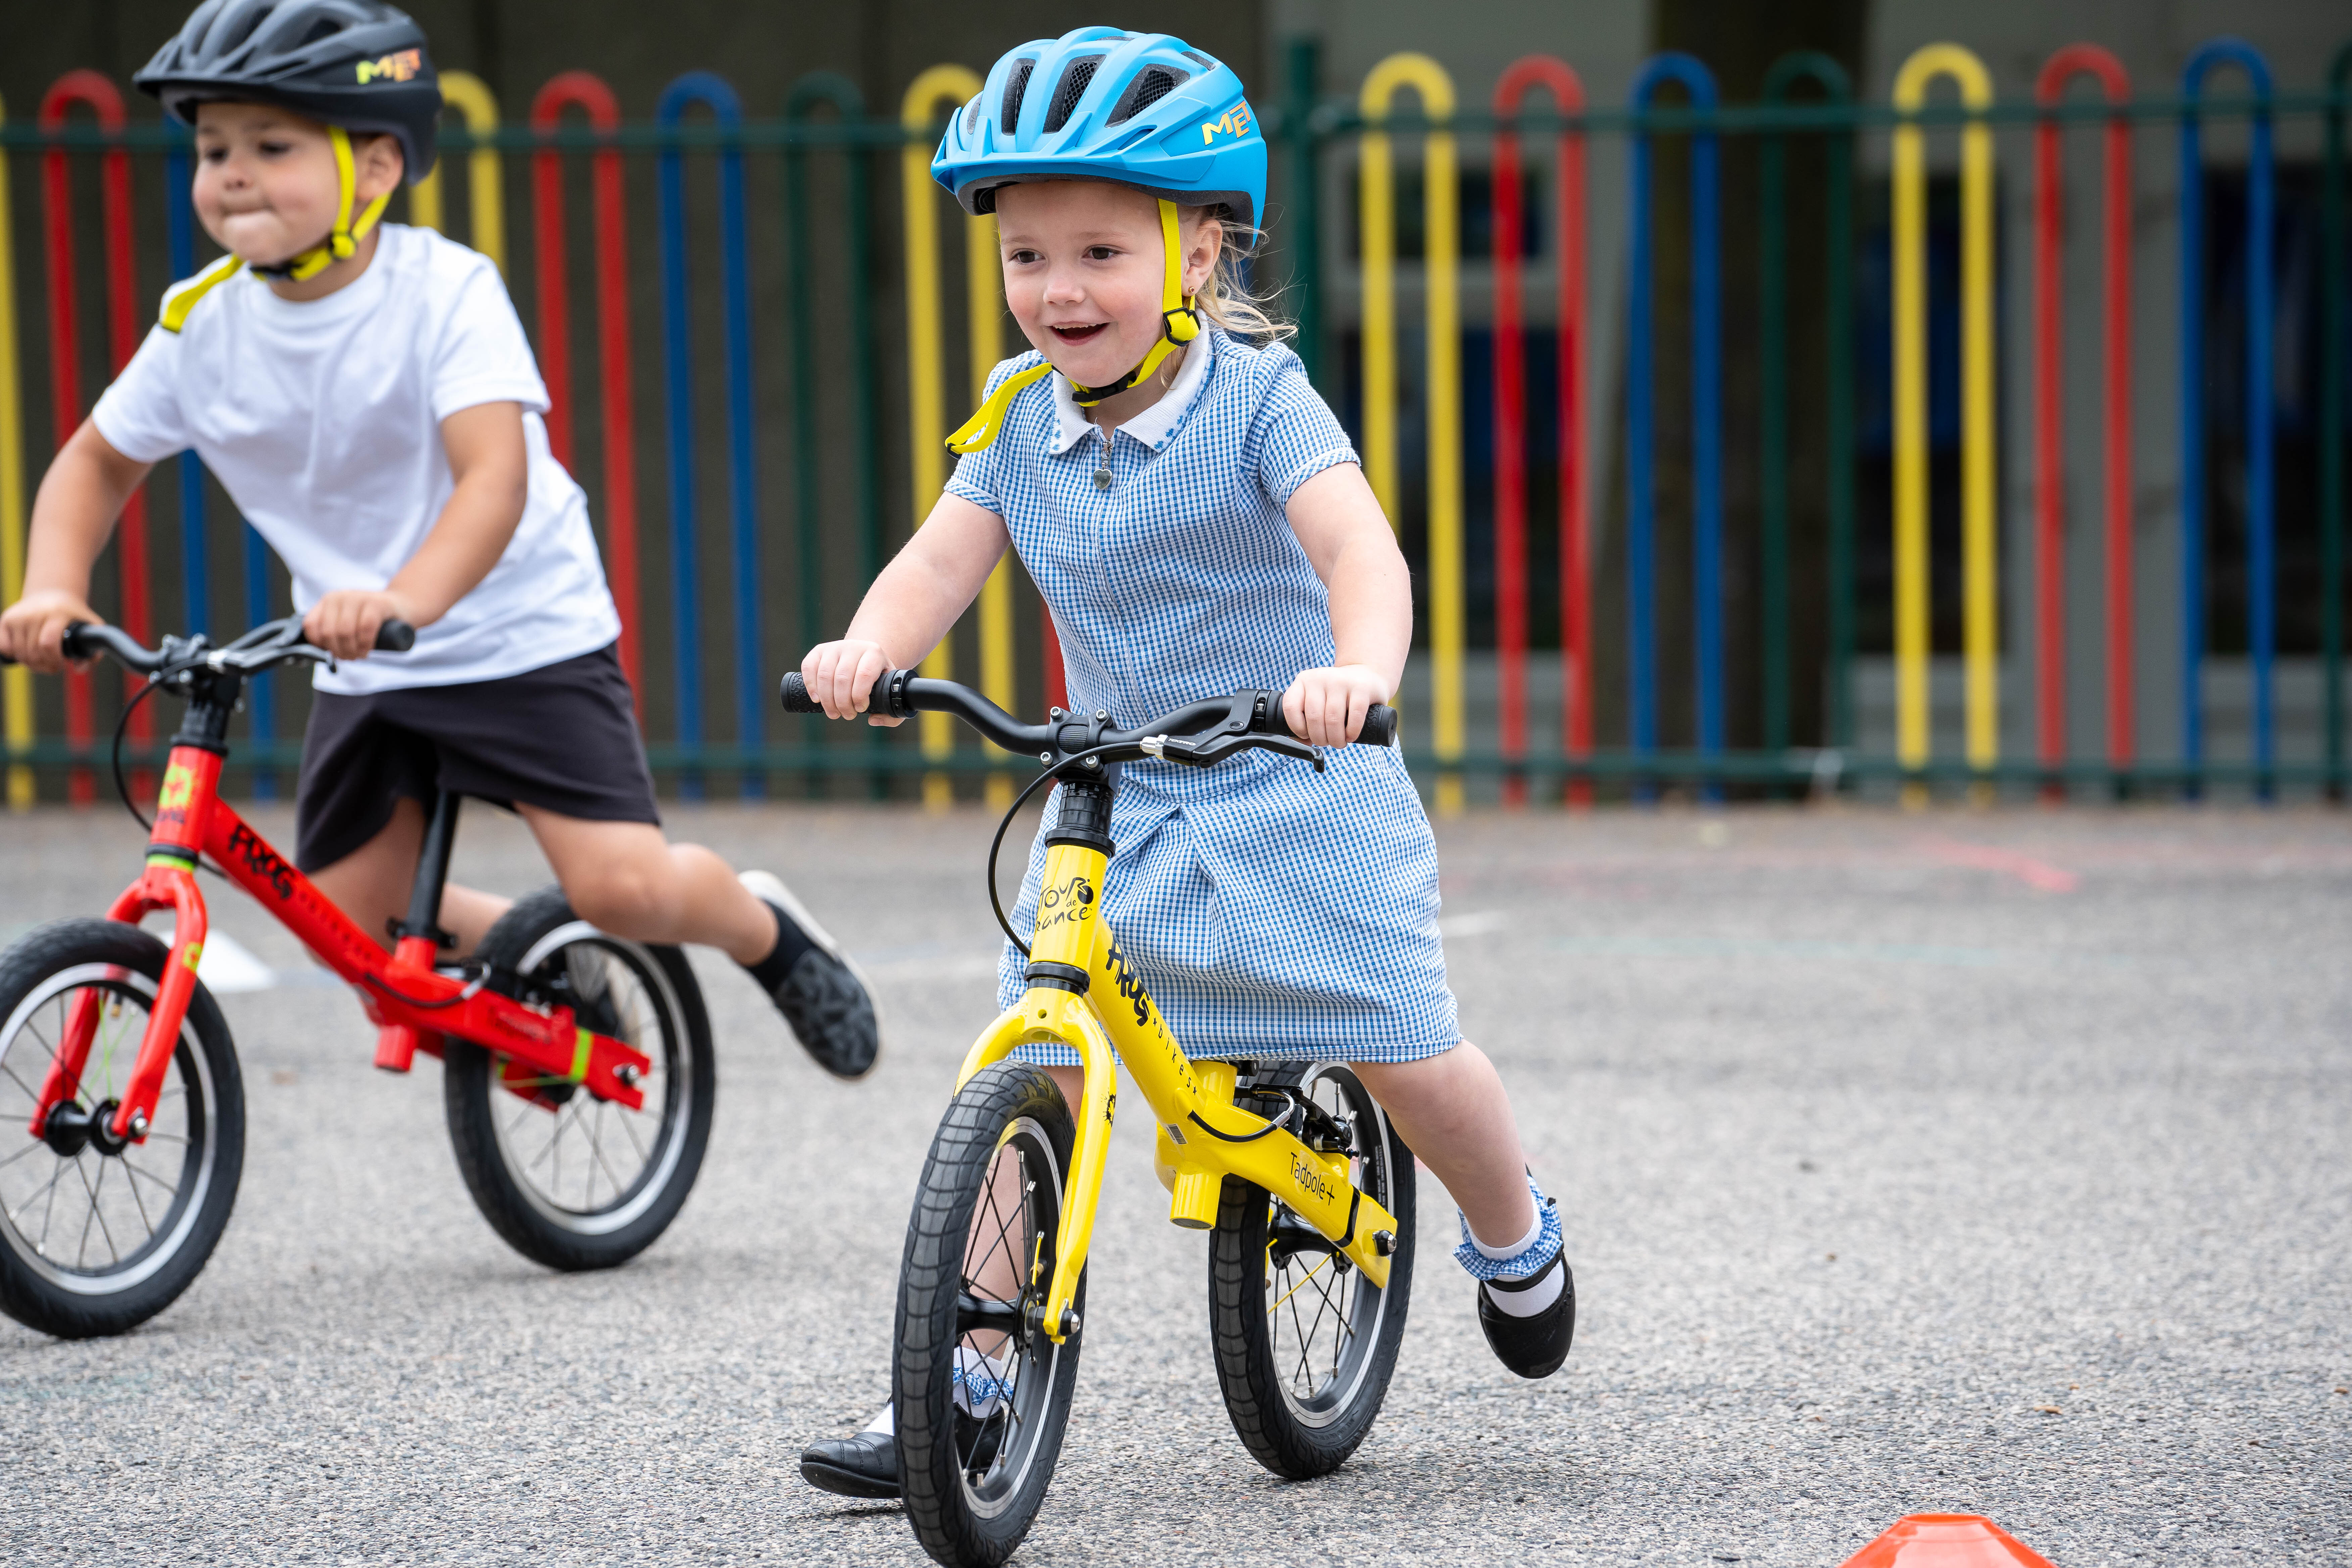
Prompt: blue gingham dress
<box><xmin>945</xmin><ymin>330</ymin><xmax>1458</xmax><ymax>1065</ymax></box>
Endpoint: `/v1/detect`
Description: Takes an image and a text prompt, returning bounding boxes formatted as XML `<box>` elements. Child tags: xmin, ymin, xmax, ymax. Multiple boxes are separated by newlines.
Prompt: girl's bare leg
<box><xmin>1353</xmin><ymin>1042</ymin><xmax>1538</xmax><ymax>1246</ymax></box>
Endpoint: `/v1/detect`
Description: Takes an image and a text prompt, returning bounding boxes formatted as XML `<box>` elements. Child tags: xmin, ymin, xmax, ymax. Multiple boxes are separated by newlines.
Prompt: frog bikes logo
<box><xmin>1036</xmin><ymin>873</ymin><xmax>1097</xmax><ymax>934</ymax></box>
<box><xmin>225</xmin><ymin>822</ymin><xmax>297</xmax><ymax>901</ymax></box>
<box><xmin>1102</xmin><ymin>938</ymin><xmax>1153</xmax><ymax>1029</ymax></box>
<box><xmin>1199</xmin><ymin>103</ymin><xmax>1254</xmax><ymax>145</ymax></box>
<box><xmin>356</xmin><ymin>49</ymin><xmax>422</xmax><ymax>84</ymax></box>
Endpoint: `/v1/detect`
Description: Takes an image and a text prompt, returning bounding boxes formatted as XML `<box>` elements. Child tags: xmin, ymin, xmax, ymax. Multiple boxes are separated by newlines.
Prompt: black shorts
<box><xmin>294</xmin><ymin>643</ymin><xmax>660</xmax><ymax>874</ymax></box>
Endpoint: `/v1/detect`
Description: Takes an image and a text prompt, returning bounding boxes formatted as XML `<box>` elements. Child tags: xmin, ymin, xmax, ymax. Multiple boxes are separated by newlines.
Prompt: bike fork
<box><xmin>28</xmin><ymin>748</ymin><xmax>220</xmax><ymax>1145</ymax></box>
<box><xmin>375</xmin><ymin>789</ymin><xmax>461</xmax><ymax>1073</ymax></box>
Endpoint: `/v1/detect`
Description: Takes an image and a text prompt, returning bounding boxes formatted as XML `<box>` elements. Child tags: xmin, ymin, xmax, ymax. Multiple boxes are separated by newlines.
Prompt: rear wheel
<box><xmin>443</xmin><ymin>887</ymin><xmax>714</xmax><ymax>1271</ymax></box>
<box><xmin>0</xmin><ymin>920</ymin><xmax>244</xmax><ymax>1338</ymax></box>
<box><xmin>1208</xmin><ymin>1060</ymin><xmax>1415</xmax><ymax>1478</ymax></box>
<box><xmin>896</xmin><ymin>1062</ymin><xmax>1082</xmax><ymax>1568</ymax></box>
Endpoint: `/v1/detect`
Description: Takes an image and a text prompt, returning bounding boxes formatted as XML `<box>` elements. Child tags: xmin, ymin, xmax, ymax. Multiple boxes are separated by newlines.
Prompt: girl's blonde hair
<box><xmin>1186</xmin><ymin>210</ymin><xmax>1293</xmax><ymax>344</ymax></box>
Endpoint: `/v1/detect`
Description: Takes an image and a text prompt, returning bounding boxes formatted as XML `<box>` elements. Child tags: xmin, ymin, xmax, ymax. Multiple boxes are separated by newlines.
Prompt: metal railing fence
<box><xmin>1</xmin><ymin>38</ymin><xmax>2347</xmax><ymax>808</ymax></box>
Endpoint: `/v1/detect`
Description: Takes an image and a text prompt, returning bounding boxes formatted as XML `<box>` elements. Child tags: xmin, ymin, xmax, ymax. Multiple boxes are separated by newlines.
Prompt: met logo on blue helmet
<box><xmin>932</xmin><ymin>30</ymin><xmax>1268</xmax><ymax>450</ymax></box>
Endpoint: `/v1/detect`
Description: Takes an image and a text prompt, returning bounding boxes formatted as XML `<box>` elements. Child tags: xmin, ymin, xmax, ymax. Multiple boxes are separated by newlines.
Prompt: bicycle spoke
<box><xmin>589</xmin><ymin>1105</ymin><xmax>629</xmax><ymax>1205</ymax></box>
<box><xmin>0</xmin><ymin>1060</ymin><xmax>44</xmax><ymax>1106</ymax></box>
<box><xmin>75</xmin><ymin>1158</ymin><xmax>103</xmax><ymax>1269</ymax></box>
<box><xmin>616</xmin><ymin>1099</ymin><xmax>650</xmax><ymax>1165</ymax></box>
<box><xmin>122</xmin><ymin>1149</ymin><xmax>156</xmax><ymax>1236</ymax></box>
<box><xmin>123</xmin><ymin>1159</ymin><xmax>181</xmax><ymax>1201</ymax></box>
<box><xmin>9</xmin><ymin>1157</ymin><xmax>67</xmax><ymax>1229</ymax></box>
<box><xmin>0</xmin><ymin>1138</ymin><xmax>47</xmax><ymax>1173</ymax></box>
<box><xmin>139</xmin><ymin>1131</ymin><xmax>189</xmax><ymax>1145</ymax></box>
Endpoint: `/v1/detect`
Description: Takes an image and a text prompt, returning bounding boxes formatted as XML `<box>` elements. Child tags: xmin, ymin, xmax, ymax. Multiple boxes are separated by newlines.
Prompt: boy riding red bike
<box><xmin>0</xmin><ymin>0</ymin><xmax>880</xmax><ymax>1336</ymax></box>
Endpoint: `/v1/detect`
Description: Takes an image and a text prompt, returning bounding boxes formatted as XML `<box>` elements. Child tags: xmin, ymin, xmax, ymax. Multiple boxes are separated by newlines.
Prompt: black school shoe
<box><xmin>738</xmin><ymin>870</ymin><xmax>882</xmax><ymax>1080</ymax></box>
<box><xmin>798</xmin><ymin>1413</ymin><xmax>1001</xmax><ymax>1501</ymax></box>
<box><xmin>800</xmin><ymin>1429</ymin><xmax>899</xmax><ymax>1500</ymax></box>
<box><xmin>1476</xmin><ymin>1248</ymin><xmax>1577</xmax><ymax>1379</ymax></box>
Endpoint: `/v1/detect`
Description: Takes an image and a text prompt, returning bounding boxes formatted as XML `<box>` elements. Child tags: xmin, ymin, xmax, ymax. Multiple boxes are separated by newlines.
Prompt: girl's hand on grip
<box><xmin>802</xmin><ymin>640</ymin><xmax>902</xmax><ymax>726</ymax></box>
<box><xmin>1283</xmin><ymin>664</ymin><xmax>1391</xmax><ymax>748</ymax></box>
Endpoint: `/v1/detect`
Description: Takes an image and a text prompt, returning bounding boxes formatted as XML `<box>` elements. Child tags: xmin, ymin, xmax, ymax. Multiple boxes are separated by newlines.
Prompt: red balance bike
<box><xmin>0</xmin><ymin>619</ymin><xmax>715</xmax><ymax>1338</ymax></box>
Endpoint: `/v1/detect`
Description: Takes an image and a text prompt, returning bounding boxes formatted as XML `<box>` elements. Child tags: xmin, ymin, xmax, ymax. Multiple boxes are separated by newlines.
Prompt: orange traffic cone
<box><xmin>1839</xmin><ymin>1514</ymin><xmax>2057</xmax><ymax>1568</ymax></box>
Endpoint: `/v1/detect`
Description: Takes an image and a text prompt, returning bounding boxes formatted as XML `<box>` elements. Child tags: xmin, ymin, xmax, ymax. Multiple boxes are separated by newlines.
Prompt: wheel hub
<box><xmin>40</xmin><ymin>1098</ymin><xmax>133</xmax><ymax>1158</ymax></box>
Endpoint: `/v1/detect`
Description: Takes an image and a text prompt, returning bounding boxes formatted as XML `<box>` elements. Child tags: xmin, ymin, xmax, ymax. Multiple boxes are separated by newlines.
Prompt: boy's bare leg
<box><xmin>1353</xmin><ymin>1043</ymin><xmax>1537</xmax><ymax>1246</ymax></box>
<box><xmin>307</xmin><ymin>804</ymin><xmax>782</xmax><ymax>968</ymax></box>
<box><xmin>517</xmin><ymin>807</ymin><xmax>779</xmax><ymax>964</ymax></box>
<box><xmin>305</xmin><ymin>796</ymin><xmax>512</xmax><ymax>957</ymax></box>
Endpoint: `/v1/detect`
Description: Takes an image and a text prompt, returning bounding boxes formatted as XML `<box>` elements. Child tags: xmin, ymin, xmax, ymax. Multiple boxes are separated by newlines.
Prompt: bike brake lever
<box><xmin>1142</xmin><ymin>730</ymin><xmax>1325</xmax><ymax>773</ymax></box>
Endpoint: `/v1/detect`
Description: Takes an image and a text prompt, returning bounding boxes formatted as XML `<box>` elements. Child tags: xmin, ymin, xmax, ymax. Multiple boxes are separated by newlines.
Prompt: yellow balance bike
<box><xmin>782</xmin><ymin>670</ymin><xmax>1416</xmax><ymax>1567</ymax></box>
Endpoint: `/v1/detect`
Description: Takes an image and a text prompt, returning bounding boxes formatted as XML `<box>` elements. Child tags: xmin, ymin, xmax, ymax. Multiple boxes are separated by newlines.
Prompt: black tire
<box><xmin>0</xmin><ymin>919</ymin><xmax>244</xmax><ymax>1338</ymax></box>
<box><xmin>896</xmin><ymin>1063</ymin><xmax>1084</xmax><ymax>1568</ymax></box>
<box><xmin>1208</xmin><ymin>1060</ymin><xmax>1416</xmax><ymax>1479</ymax></box>
<box><xmin>443</xmin><ymin>887</ymin><xmax>715</xmax><ymax>1271</ymax></box>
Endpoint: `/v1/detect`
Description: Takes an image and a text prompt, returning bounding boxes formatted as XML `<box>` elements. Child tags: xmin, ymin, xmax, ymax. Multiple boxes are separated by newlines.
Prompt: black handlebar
<box><xmin>780</xmin><ymin>669</ymin><xmax>1398</xmax><ymax>761</ymax></box>
<box><xmin>2</xmin><ymin>616</ymin><xmax>415</xmax><ymax>671</ymax></box>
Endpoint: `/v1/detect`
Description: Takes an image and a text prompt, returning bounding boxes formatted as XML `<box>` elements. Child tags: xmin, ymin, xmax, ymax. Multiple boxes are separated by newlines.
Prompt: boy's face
<box><xmin>191</xmin><ymin>101</ymin><xmax>402</xmax><ymax>268</ymax></box>
<box><xmin>994</xmin><ymin>181</ymin><xmax>1218</xmax><ymax>389</ymax></box>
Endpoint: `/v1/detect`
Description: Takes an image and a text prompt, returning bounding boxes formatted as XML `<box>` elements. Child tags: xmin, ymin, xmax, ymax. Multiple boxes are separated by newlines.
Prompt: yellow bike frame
<box><xmin>952</xmin><ymin>837</ymin><xmax>1401</xmax><ymax>1343</ymax></box>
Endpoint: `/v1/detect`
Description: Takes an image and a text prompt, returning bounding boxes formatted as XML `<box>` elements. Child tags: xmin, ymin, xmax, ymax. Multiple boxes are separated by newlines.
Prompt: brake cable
<box><xmin>985</xmin><ymin>741</ymin><xmax>1132</xmax><ymax>958</ymax></box>
<box><xmin>109</xmin><ymin>677</ymin><xmax>167</xmax><ymax>833</ymax></box>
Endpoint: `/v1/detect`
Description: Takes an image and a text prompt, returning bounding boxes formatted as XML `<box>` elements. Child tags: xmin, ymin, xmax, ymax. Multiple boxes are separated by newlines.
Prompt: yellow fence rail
<box><xmin>411</xmin><ymin>70</ymin><xmax>506</xmax><ymax>274</ymax></box>
<box><xmin>0</xmin><ymin>92</ymin><xmax>28</xmax><ymax>809</ymax></box>
<box><xmin>1359</xmin><ymin>52</ymin><xmax>1465</xmax><ymax>815</ymax></box>
<box><xmin>1892</xmin><ymin>43</ymin><xmax>1999</xmax><ymax>790</ymax></box>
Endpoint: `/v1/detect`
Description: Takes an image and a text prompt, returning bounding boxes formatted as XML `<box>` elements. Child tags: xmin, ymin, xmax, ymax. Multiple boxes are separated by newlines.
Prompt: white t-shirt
<box><xmin>94</xmin><ymin>224</ymin><xmax>621</xmax><ymax>694</ymax></box>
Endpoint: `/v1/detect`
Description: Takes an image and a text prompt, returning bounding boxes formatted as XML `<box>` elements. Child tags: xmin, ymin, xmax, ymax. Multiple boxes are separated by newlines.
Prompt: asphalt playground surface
<box><xmin>2</xmin><ymin>798</ymin><xmax>2347</xmax><ymax>1565</ymax></box>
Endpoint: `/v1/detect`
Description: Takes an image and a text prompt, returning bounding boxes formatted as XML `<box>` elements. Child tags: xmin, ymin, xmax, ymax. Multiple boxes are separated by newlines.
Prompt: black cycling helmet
<box><xmin>134</xmin><ymin>0</ymin><xmax>442</xmax><ymax>183</ymax></box>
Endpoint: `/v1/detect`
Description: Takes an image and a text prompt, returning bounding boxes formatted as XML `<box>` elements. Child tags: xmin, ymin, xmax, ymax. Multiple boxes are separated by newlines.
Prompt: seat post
<box><xmin>377</xmin><ymin>790</ymin><xmax>462</xmax><ymax>1074</ymax></box>
<box><xmin>398</xmin><ymin>789</ymin><xmax>462</xmax><ymax>949</ymax></box>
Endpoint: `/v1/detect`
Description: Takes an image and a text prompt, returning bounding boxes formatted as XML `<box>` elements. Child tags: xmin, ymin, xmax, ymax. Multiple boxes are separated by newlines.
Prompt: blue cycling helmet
<box><xmin>934</xmin><ymin>30</ymin><xmax>1265</xmax><ymax>450</ymax></box>
<box><xmin>933</xmin><ymin>28</ymin><xmax>1265</xmax><ymax>231</ymax></box>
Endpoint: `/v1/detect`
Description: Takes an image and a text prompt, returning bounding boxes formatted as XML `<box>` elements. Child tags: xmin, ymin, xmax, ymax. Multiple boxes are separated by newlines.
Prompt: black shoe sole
<box><xmin>799</xmin><ymin>1455</ymin><xmax>902</xmax><ymax>1501</ymax></box>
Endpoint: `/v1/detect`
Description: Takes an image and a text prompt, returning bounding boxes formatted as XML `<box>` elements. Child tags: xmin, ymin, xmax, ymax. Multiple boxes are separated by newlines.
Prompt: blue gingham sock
<box><xmin>1454</xmin><ymin>1172</ymin><xmax>1565</xmax><ymax>1316</ymax></box>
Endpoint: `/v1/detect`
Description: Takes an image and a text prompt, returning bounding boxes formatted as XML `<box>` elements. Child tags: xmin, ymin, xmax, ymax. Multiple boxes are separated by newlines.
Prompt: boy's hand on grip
<box><xmin>801</xmin><ymin>640</ymin><xmax>902</xmax><ymax>726</ymax></box>
<box><xmin>0</xmin><ymin>590</ymin><xmax>104</xmax><ymax>673</ymax></box>
<box><xmin>1283</xmin><ymin>664</ymin><xmax>1392</xmax><ymax>748</ymax></box>
<box><xmin>304</xmin><ymin>589</ymin><xmax>417</xmax><ymax>662</ymax></box>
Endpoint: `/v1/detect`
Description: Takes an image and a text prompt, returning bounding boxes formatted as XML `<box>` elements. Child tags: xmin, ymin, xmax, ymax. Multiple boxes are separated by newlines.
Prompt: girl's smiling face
<box><xmin>191</xmin><ymin>100</ymin><xmax>401</xmax><ymax>269</ymax></box>
<box><xmin>994</xmin><ymin>181</ymin><xmax>1219</xmax><ymax>391</ymax></box>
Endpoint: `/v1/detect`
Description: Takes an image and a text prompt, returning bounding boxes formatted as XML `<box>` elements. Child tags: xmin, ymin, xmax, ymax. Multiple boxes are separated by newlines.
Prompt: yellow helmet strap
<box><xmin>945</xmin><ymin>197</ymin><xmax>1203</xmax><ymax>454</ymax></box>
<box><xmin>1068</xmin><ymin>198</ymin><xmax>1200</xmax><ymax>406</ymax></box>
<box><xmin>249</xmin><ymin>125</ymin><xmax>393</xmax><ymax>284</ymax></box>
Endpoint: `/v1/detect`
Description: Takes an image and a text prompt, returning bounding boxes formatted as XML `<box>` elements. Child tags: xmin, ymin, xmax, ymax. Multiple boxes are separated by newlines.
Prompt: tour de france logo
<box><xmin>1037</xmin><ymin>874</ymin><xmax>1096</xmax><ymax>933</ymax></box>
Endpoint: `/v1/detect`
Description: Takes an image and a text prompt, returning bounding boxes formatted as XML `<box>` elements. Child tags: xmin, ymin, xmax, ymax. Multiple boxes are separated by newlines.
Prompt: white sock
<box><xmin>1468</xmin><ymin>1202</ymin><xmax>1566</xmax><ymax>1317</ymax></box>
<box><xmin>859</xmin><ymin>1401</ymin><xmax>893</xmax><ymax>1436</ymax></box>
<box><xmin>1468</xmin><ymin>1204</ymin><xmax>1543</xmax><ymax>1263</ymax></box>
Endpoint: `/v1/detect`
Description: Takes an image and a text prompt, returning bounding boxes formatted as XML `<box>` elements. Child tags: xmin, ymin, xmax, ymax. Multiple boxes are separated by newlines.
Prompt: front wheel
<box><xmin>896</xmin><ymin>1062</ymin><xmax>1083</xmax><ymax>1568</ymax></box>
<box><xmin>0</xmin><ymin>920</ymin><xmax>245</xmax><ymax>1338</ymax></box>
<box><xmin>1208</xmin><ymin>1060</ymin><xmax>1416</xmax><ymax>1478</ymax></box>
<box><xmin>443</xmin><ymin>887</ymin><xmax>715</xmax><ymax>1271</ymax></box>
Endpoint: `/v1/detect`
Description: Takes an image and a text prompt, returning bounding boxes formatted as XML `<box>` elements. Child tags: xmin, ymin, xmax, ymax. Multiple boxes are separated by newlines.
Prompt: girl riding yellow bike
<box><xmin>795</xmin><ymin>28</ymin><xmax>1574</xmax><ymax>1561</ymax></box>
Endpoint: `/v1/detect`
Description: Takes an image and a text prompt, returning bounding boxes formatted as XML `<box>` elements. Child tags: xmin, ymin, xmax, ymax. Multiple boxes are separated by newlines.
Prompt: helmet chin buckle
<box><xmin>245</xmin><ymin>126</ymin><xmax>389</xmax><ymax>285</ymax></box>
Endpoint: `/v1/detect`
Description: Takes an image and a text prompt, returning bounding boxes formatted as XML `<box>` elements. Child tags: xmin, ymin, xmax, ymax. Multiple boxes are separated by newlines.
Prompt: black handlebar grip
<box><xmin>1358</xmin><ymin>704</ymin><xmax>1399</xmax><ymax>748</ymax></box>
<box><xmin>374</xmin><ymin>619</ymin><xmax>416</xmax><ymax>652</ymax></box>
<box><xmin>778</xmin><ymin>671</ymin><xmax>821</xmax><ymax>714</ymax></box>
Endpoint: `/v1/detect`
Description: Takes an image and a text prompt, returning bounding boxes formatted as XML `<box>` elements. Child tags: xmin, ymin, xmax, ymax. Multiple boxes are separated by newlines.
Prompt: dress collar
<box><xmin>1047</xmin><ymin>328</ymin><xmax>1215</xmax><ymax>455</ymax></box>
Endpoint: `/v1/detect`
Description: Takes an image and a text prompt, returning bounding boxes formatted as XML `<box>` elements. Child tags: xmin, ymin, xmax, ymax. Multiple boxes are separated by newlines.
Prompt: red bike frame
<box><xmin>26</xmin><ymin>743</ymin><xmax>650</xmax><ymax>1147</ymax></box>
